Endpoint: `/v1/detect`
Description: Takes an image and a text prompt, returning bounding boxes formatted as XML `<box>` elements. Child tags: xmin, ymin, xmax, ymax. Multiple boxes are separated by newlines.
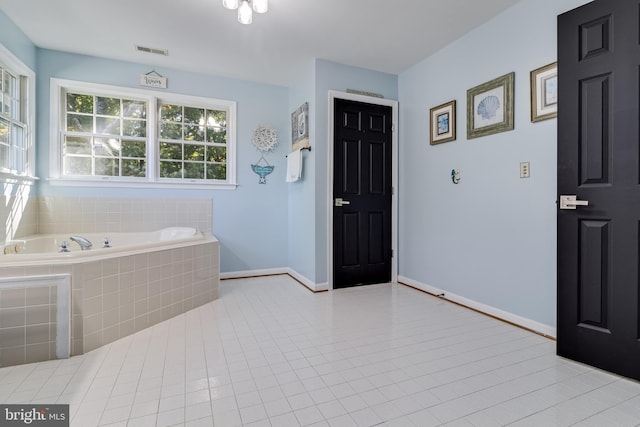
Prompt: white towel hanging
<box><xmin>286</xmin><ymin>149</ymin><xmax>302</xmax><ymax>182</ymax></box>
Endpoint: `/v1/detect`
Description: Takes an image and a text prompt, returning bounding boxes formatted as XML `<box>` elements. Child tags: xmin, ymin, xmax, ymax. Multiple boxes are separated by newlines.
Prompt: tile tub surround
<box><xmin>37</xmin><ymin>197</ymin><xmax>213</xmax><ymax>234</ymax></box>
<box><xmin>77</xmin><ymin>239</ymin><xmax>219</xmax><ymax>354</ymax></box>
<box><xmin>0</xmin><ymin>283</ymin><xmax>60</xmax><ymax>367</ymax></box>
<box><xmin>0</xmin><ymin>237</ymin><xmax>219</xmax><ymax>358</ymax></box>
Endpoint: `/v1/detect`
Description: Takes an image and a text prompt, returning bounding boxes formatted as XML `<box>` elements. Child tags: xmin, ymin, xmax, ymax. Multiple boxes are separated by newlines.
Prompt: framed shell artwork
<box><xmin>466</xmin><ymin>72</ymin><xmax>515</xmax><ymax>139</ymax></box>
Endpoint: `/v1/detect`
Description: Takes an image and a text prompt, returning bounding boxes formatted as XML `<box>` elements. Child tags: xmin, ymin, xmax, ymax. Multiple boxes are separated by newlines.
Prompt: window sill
<box><xmin>46</xmin><ymin>177</ymin><xmax>237</xmax><ymax>190</ymax></box>
<box><xmin>0</xmin><ymin>172</ymin><xmax>38</xmax><ymax>185</ymax></box>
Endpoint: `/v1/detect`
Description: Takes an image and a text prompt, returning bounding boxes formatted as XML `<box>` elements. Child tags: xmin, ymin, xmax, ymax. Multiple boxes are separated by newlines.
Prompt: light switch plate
<box><xmin>520</xmin><ymin>162</ymin><xmax>530</xmax><ymax>178</ymax></box>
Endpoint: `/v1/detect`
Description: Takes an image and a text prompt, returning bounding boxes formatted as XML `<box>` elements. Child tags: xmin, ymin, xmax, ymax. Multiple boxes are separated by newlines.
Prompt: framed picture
<box><xmin>530</xmin><ymin>62</ymin><xmax>557</xmax><ymax>122</ymax></box>
<box><xmin>291</xmin><ymin>102</ymin><xmax>310</xmax><ymax>151</ymax></box>
<box><xmin>429</xmin><ymin>100</ymin><xmax>456</xmax><ymax>145</ymax></box>
<box><xmin>466</xmin><ymin>72</ymin><xmax>515</xmax><ymax>139</ymax></box>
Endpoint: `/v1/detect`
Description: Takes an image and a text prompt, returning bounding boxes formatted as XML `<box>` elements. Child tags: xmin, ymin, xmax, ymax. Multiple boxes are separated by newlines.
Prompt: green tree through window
<box><xmin>54</xmin><ymin>80</ymin><xmax>236</xmax><ymax>187</ymax></box>
<box><xmin>64</xmin><ymin>92</ymin><xmax>148</xmax><ymax>178</ymax></box>
<box><xmin>159</xmin><ymin>104</ymin><xmax>227</xmax><ymax>180</ymax></box>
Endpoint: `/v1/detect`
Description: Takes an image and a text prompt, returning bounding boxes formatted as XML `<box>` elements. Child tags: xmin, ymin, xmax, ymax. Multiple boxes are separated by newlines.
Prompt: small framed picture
<box><xmin>467</xmin><ymin>72</ymin><xmax>515</xmax><ymax>139</ymax></box>
<box><xmin>291</xmin><ymin>102</ymin><xmax>310</xmax><ymax>151</ymax></box>
<box><xmin>429</xmin><ymin>100</ymin><xmax>456</xmax><ymax>145</ymax></box>
<box><xmin>530</xmin><ymin>62</ymin><xmax>558</xmax><ymax>122</ymax></box>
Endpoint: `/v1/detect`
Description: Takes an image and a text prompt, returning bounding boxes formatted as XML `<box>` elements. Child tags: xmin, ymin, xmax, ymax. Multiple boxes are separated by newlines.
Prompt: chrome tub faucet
<box><xmin>70</xmin><ymin>235</ymin><xmax>93</xmax><ymax>251</ymax></box>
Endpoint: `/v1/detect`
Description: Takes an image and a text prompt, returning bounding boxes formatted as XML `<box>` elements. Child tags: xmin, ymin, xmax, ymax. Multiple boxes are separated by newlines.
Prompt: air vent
<box><xmin>135</xmin><ymin>45</ymin><xmax>168</xmax><ymax>56</ymax></box>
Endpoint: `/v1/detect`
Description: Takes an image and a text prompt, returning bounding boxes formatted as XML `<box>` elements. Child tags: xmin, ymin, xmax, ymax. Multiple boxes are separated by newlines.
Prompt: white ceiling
<box><xmin>0</xmin><ymin>0</ymin><xmax>523</xmax><ymax>87</ymax></box>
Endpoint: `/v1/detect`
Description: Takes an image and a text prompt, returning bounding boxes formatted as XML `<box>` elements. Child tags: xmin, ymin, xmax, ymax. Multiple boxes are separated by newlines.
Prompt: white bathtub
<box><xmin>0</xmin><ymin>227</ymin><xmax>207</xmax><ymax>266</ymax></box>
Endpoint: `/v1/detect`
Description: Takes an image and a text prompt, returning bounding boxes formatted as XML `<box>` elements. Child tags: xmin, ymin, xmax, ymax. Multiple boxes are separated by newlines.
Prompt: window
<box><xmin>64</xmin><ymin>93</ymin><xmax>148</xmax><ymax>178</ymax></box>
<box><xmin>51</xmin><ymin>79</ymin><xmax>236</xmax><ymax>189</ymax></box>
<box><xmin>0</xmin><ymin>44</ymin><xmax>35</xmax><ymax>180</ymax></box>
<box><xmin>158</xmin><ymin>104</ymin><xmax>227</xmax><ymax>181</ymax></box>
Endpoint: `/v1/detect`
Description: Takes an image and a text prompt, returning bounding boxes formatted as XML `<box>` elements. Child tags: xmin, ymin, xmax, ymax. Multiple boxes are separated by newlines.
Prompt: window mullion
<box><xmin>147</xmin><ymin>96</ymin><xmax>158</xmax><ymax>182</ymax></box>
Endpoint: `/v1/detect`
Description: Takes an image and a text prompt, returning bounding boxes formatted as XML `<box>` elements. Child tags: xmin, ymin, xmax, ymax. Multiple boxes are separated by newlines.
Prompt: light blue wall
<box><xmin>314</xmin><ymin>60</ymin><xmax>398</xmax><ymax>284</ymax></box>
<box><xmin>35</xmin><ymin>49</ymin><xmax>290</xmax><ymax>273</ymax></box>
<box><xmin>287</xmin><ymin>60</ymin><xmax>317</xmax><ymax>281</ymax></box>
<box><xmin>0</xmin><ymin>11</ymin><xmax>36</xmax><ymax>71</ymax></box>
<box><xmin>398</xmin><ymin>0</ymin><xmax>591</xmax><ymax>328</ymax></box>
<box><xmin>286</xmin><ymin>59</ymin><xmax>398</xmax><ymax>285</ymax></box>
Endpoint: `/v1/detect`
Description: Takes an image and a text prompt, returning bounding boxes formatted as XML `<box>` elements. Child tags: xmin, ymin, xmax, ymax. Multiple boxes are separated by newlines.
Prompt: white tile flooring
<box><xmin>1</xmin><ymin>275</ymin><xmax>640</xmax><ymax>426</ymax></box>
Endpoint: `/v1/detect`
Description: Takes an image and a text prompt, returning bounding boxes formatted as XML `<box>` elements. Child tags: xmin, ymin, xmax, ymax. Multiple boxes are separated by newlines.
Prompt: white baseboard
<box><xmin>286</xmin><ymin>268</ymin><xmax>329</xmax><ymax>292</ymax></box>
<box><xmin>220</xmin><ymin>268</ymin><xmax>289</xmax><ymax>280</ymax></box>
<box><xmin>220</xmin><ymin>268</ymin><xmax>329</xmax><ymax>292</ymax></box>
<box><xmin>397</xmin><ymin>275</ymin><xmax>556</xmax><ymax>339</ymax></box>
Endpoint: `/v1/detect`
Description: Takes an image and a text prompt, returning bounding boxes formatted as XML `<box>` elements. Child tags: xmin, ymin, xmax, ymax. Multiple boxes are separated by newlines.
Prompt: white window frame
<box><xmin>49</xmin><ymin>78</ymin><xmax>237</xmax><ymax>189</ymax></box>
<box><xmin>0</xmin><ymin>43</ymin><xmax>36</xmax><ymax>183</ymax></box>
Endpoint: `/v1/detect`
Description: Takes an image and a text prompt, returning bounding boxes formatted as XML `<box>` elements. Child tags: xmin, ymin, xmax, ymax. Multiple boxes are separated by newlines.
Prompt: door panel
<box><xmin>342</xmin><ymin>212</ymin><xmax>360</xmax><ymax>267</ymax></box>
<box><xmin>343</xmin><ymin>139</ymin><xmax>361</xmax><ymax>194</ymax></box>
<box><xmin>368</xmin><ymin>212</ymin><xmax>385</xmax><ymax>264</ymax></box>
<box><xmin>578</xmin><ymin>219</ymin><xmax>609</xmax><ymax>331</ymax></box>
<box><xmin>579</xmin><ymin>74</ymin><xmax>611</xmax><ymax>185</ymax></box>
<box><xmin>334</xmin><ymin>99</ymin><xmax>392</xmax><ymax>289</ymax></box>
<box><xmin>369</xmin><ymin>142</ymin><xmax>385</xmax><ymax>194</ymax></box>
<box><xmin>579</xmin><ymin>15</ymin><xmax>611</xmax><ymax>60</ymax></box>
<box><xmin>558</xmin><ymin>0</ymin><xmax>640</xmax><ymax>381</ymax></box>
<box><xmin>368</xmin><ymin>113</ymin><xmax>387</xmax><ymax>133</ymax></box>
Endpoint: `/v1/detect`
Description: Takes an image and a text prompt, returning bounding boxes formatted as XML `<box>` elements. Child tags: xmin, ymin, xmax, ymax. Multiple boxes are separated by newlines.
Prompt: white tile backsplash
<box><xmin>37</xmin><ymin>197</ymin><xmax>213</xmax><ymax>234</ymax></box>
<box><xmin>2</xmin><ymin>185</ymin><xmax>38</xmax><ymax>241</ymax></box>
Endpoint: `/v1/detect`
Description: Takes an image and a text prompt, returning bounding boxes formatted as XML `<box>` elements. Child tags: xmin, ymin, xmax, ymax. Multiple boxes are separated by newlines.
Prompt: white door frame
<box><xmin>327</xmin><ymin>90</ymin><xmax>399</xmax><ymax>290</ymax></box>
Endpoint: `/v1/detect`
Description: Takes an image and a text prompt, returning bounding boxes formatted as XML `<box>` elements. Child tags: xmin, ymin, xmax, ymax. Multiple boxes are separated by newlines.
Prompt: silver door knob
<box><xmin>560</xmin><ymin>195</ymin><xmax>589</xmax><ymax>210</ymax></box>
<box><xmin>335</xmin><ymin>198</ymin><xmax>351</xmax><ymax>207</ymax></box>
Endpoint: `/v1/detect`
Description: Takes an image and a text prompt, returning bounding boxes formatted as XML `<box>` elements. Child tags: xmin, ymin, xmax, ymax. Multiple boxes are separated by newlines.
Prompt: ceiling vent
<box><xmin>135</xmin><ymin>45</ymin><xmax>168</xmax><ymax>56</ymax></box>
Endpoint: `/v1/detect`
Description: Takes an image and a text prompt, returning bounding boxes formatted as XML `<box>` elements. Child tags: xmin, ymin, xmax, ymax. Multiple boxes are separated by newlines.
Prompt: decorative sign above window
<box><xmin>139</xmin><ymin>70</ymin><xmax>167</xmax><ymax>89</ymax></box>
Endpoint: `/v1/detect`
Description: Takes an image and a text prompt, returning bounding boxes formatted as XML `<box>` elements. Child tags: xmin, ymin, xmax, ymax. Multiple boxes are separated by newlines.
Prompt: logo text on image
<box><xmin>1</xmin><ymin>405</ymin><xmax>69</xmax><ymax>426</ymax></box>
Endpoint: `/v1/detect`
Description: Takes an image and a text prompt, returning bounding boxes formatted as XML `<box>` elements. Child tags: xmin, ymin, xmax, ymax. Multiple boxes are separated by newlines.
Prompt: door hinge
<box><xmin>391</xmin><ymin>249</ymin><xmax>394</xmax><ymax>258</ymax></box>
<box><xmin>391</xmin><ymin>123</ymin><xmax>396</xmax><ymax>132</ymax></box>
<box><xmin>392</xmin><ymin>186</ymin><xmax>395</xmax><ymax>196</ymax></box>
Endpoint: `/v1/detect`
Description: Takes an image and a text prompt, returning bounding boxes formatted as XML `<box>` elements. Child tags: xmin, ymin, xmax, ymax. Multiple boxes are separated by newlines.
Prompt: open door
<box><xmin>557</xmin><ymin>0</ymin><xmax>640</xmax><ymax>381</ymax></box>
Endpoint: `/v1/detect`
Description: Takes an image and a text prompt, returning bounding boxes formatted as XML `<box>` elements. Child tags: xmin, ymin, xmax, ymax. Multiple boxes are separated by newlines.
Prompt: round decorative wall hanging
<box><xmin>252</xmin><ymin>125</ymin><xmax>278</xmax><ymax>153</ymax></box>
<box><xmin>251</xmin><ymin>125</ymin><xmax>278</xmax><ymax>184</ymax></box>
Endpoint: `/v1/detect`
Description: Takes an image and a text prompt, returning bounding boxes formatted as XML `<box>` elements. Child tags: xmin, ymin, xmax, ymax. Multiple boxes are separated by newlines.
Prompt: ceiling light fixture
<box><xmin>223</xmin><ymin>0</ymin><xmax>268</xmax><ymax>25</ymax></box>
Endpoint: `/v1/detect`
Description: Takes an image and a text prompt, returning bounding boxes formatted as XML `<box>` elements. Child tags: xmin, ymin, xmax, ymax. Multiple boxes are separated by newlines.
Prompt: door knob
<box><xmin>335</xmin><ymin>198</ymin><xmax>351</xmax><ymax>207</ymax></box>
<box><xmin>560</xmin><ymin>195</ymin><xmax>589</xmax><ymax>210</ymax></box>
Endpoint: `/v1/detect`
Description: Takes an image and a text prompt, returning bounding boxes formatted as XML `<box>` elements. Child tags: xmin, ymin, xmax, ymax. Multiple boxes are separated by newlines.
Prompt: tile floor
<box><xmin>1</xmin><ymin>275</ymin><xmax>640</xmax><ymax>426</ymax></box>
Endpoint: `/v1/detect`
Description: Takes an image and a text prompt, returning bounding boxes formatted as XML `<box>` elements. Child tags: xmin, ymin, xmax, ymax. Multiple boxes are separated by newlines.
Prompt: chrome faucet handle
<box><xmin>103</xmin><ymin>237</ymin><xmax>111</xmax><ymax>248</ymax></box>
<box><xmin>59</xmin><ymin>241</ymin><xmax>70</xmax><ymax>253</ymax></box>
